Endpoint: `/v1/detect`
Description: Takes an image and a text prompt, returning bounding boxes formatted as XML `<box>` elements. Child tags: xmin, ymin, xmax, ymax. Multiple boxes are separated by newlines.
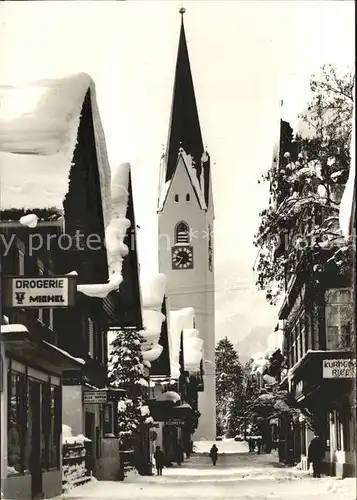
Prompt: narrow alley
<box><xmin>63</xmin><ymin>441</ymin><xmax>355</xmax><ymax>500</ymax></box>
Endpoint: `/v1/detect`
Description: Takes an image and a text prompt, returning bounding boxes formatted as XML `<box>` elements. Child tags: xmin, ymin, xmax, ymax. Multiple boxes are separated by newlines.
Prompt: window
<box><xmin>88</xmin><ymin>318</ymin><xmax>94</xmax><ymax>358</ymax></box>
<box><xmin>7</xmin><ymin>371</ymin><xmax>25</xmax><ymax>475</ymax></box>
<box><xmin>186</xmin><ymin>194</ymin><xmax>190</xmax><ymax>202</ymax></box>
<box><xmin>96</xmin><ymin>328</ymin><xmax>104</xmax><ymax>364</ymax></box>
<box><xmin>38</xmin><ymin>259</ymin><xmax>44</xmax><ymax>323</ymax></box>
<box><xmin>174</xmin><ymin>194</ymin><xmax>179</xmax><ymax>203</ymax></box>
<box><xmin>175</xmin><ymin>221</ymin><xmax>189</xmax><ymax>244</ymax></box>
<box><xmin>325</xmin><ymin>288</ymin><xmax>354</xmax><ymax>349</ymax></box>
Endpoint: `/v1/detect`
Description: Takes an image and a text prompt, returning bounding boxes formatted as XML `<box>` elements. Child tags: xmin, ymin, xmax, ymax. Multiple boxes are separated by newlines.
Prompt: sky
<box><xmin>0</xmin><ymin>0</ymin><xmax>355</xmax><ymax>357</ymax></box>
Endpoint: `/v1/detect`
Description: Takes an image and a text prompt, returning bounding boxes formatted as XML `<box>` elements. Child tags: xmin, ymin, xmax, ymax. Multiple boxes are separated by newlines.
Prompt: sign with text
<box><xmin>322</xmin><ymin>359</ymin><xmax>356</xmax><ymax>379</ymax></box>
<box><xmin>3</xmin><ymin>276</ymin><xmax>75</xmax><ymax>308</ymax></box>
<box><xmin>164</xmin><ymin>419</ymin><xmax>185</xmax><ymax>426</ymax></box>
<box><xmin>83</xmin><ymin>391</ymin><xmax>108</xmax><ymax>404</ymax></box>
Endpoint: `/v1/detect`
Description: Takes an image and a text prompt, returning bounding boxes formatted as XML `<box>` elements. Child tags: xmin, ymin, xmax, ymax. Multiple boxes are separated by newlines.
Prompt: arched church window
<box><xmin>186</xmin><ymin>194</ymin><xmax>190</xmax><ymax>202</ymax></box>
<box><xmin>175</xmin><ymin>221</ymin><xmax>189</xmax><ymax>244</ymax></box>
<box><xmin>174</xmin><ymin>194</ymin><xmax>179</xmax><ymax>203</ymax></box>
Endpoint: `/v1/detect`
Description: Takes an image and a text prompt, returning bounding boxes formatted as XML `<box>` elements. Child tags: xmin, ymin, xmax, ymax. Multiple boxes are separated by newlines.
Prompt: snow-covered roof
<box><xmin>158</xmin><ymin>149</ymin><xmax>207</xmax><ymax>212</ymax></box>
<box><xmin>169</xmin><ymin>307</ymin><xmax>196</xmax><ymax>378</ymax></box>
<box><xmin>183</xmin><ymin>328</ymin><xmax>203</xmax><ymax>373</ymax></box>
<box><xmin>139</xmin><ymin>273</ymin><xmax>167</xmax><ymax>362</ymax></box>
<box><xmin>141</xmin><ymin>273</ymin><xmax>167</xmax><ymax>309</ymax></box>
<box><xmin>42</xmin><ymin>341</ymin><xmax>85</xmax><ymax>365</ymax></box>
<box><xmin>1</xmin><ymin>324</ymin><xmax>28</xmax><ymax>334</ymax></box>
<box><xmin>0</xmin><ymin>73</ymin><xmax>111</xmax><ymax>228</ymax></box>
<box><xmin>77</xmin><ymin>162</ymin><xmax>131</xmax><ymax>298</ymax></box>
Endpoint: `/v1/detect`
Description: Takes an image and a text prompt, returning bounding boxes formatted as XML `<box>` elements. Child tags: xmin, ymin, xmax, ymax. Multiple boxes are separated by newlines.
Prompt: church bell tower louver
<box><xmin>157</xmin><ymin>8</ymin><xmax>216</xmax><ymax>440</ymax></box>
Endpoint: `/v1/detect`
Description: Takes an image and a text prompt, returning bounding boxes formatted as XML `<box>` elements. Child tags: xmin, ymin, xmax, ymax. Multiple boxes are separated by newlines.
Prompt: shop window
<box><xmin>325</xmin><ymin>288</ymin><xmax>354</xmax><ymax>349</ymax></box>
<box><xmin>7</xmin><ymin>371</ymin><xmax>26</xmax><ymax>475</ymax></box>
<box><xmin>24</xmin><ymin>379</ymin><xmax>32</xmax><ymax>474</ymax></box>
<box><xmin>41</xmin><ymin>384</ymin><xmax>60</xmax><ymax>470</ymax></box>
<box><xmin>41</xmin><ymin>384</ymin><xmax>51</xmax><ymax>470</ymax></box>
<box><xmin>175</xmin><ymin>221</ymin><xmax>190</xmax><ymax>244</ymax></box>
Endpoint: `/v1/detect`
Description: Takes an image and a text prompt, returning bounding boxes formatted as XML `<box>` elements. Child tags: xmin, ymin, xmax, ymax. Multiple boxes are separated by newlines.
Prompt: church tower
<box><xmin>157</xmin><ymin>9</ymin><xmax>216</xmax><ymax>440</ymax></box>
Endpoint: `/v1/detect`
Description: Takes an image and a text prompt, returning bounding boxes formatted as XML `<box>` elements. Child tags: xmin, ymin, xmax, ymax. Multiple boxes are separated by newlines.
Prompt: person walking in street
<box><xmin>308</xmin><ymin>434</ymin><xmax>325</xmax><ymax>478</ymax></box>
<box><xmin>209</xmin><ymin>444</ymin><xmax>218</xmax><ymax>466</ymax></box>
<box><xmin>176</xmin><ymin>443</ymin><xmax>184</xmax><ymax>465</ymax></box>
<box><xmin>154</xmin><ymin>446</ymin><xmax>165</xmax><ymax>476</ymax></box>
<box><xmin>256</xmin><ymin>436</ymin><xmax>262</xmax><ymax>454</ymax></box>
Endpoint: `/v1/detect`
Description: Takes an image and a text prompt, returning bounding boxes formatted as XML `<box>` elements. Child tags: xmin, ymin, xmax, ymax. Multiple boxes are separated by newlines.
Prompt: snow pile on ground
<box><xmin>78</xmin><ymin>162</ymin><xmax>130</xmax><ymax>298</ymax></box>
<box><xmin>0</xmin><ymin>73</ymin><xmax>111</xmax><ymax>226</ymax></box>
<box><xmin>140</xmin><ymin>273</ymin><xmax>167</xmax><ymax>362</ymax></box>
<box><xmin>61</xmin><ymin>445</ymin><xmax>357</xmax><ymax>499</ymax></box>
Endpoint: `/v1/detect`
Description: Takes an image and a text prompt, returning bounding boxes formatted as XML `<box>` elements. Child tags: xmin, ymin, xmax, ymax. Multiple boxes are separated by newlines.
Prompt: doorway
<box><xmin>29</xmin><ymin>380</ymin><xmax>43</xmax><ymax>499</ymax></box>
<box><xmin>85</xmin><ymin>412</ymin><xmax>95</xmax><ymax>476</ymax></box>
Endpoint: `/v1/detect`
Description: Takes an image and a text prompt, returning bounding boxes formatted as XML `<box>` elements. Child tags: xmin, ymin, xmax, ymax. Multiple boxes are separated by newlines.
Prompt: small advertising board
<box><xmin>83</xmin><ymin>391</ymin><xmax>108</xmax><ymax>404</ymax></box>
<box><xmin>3</xmin><ymin>276</ymin><xmax>76</xmax><ymax>308</ymax></box>
<box><xmin>164</xmin><ymin>419</ymin><xmax>185</xmax><ymax>426</ymax></box>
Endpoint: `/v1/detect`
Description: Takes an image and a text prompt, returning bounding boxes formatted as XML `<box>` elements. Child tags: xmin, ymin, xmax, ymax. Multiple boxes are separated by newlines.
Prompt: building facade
<box><xmin>273</xmin><ymin>116</ymin><xmax>356</xmax><ymax>477</ymax></box>
<box><xmin>157</xmin><ymin>13</ymin><xmax>216</xmax><ymax>441</ymax></box>
<box><xmin>0</xmin><ymin>74</ymin><xmax>126</xmax><ymax>498</ymax></box>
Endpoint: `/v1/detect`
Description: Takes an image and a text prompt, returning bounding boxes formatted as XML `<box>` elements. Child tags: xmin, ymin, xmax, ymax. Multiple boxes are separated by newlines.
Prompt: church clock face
<box><xmin>172</xmin><ymin>246</ymin><xmax>194</xmax><ymax>270</ymax></box>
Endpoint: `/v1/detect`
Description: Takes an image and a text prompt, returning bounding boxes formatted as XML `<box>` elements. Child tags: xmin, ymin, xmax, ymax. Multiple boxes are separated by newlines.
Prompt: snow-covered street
<box><xmin>63</xmin><ymin>440</ymin><xmax>356</xmax><ymax>500</ymax></box>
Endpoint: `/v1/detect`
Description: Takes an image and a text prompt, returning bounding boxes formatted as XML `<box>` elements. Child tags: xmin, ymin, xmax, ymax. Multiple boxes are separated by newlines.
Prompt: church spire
<box><xmin>165</xmin><ymin>9</ymin><xmax>205</xmax><ymax>183</ymax></box>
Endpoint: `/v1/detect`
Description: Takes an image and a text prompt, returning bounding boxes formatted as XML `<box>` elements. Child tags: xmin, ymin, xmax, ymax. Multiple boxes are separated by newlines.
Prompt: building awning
<box><xmin>1</xmin><ymin>324</ymin><xmax>85</xmax><ymax>376</ymax></box>
<box><xmin>284</xmin><ymin>350</ymin><xmax>355</xmax><ymax>408</ymax></box>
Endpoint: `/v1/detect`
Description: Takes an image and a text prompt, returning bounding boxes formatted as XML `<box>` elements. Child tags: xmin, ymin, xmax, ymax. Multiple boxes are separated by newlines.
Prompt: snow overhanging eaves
<box><xmin>140</xmin><ymin>273</ymin><xmax>167</xmax><ymax>363</ymax></box>
<box><xmin>0</xmin><ymin>72</ymin><xmax>111</xmax><ymax>229</ymax></box>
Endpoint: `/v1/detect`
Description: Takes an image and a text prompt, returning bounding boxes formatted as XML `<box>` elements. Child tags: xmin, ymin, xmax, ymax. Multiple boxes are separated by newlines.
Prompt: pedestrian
<box><xmin>176</xmin><ymin>443</ymin><xmax>184</xmax><ymax>465</ymax></box>
<box><xmin>308</xmin><ymin>434</ymin><xmax>325</xmax><ymax>478</ymax></box>
<box><xmin>209</xmin><ymin>444</ymin><xmax>218</xmax><ymax>466</ymax></box>
<box><xmin>248</xmin><ymin>437</ymin><xmax>253</xmax><ymax>452</ymax></box>
<box><xmin>154</xmin><ymin>446</ymin><xmax>165</xmax><ymax>476</ymax></box>
<box><xmin>256</xmin><ymin>436</ymin><xmax>262</xmax><ymax>454</ymax></box>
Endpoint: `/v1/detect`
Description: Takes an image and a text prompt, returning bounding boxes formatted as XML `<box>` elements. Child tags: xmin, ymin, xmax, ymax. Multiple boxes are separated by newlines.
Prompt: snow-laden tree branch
<box><xmin>254</xmin><ymin>65</ymin><xmax>355</xmax><ymax>304</ymax></box>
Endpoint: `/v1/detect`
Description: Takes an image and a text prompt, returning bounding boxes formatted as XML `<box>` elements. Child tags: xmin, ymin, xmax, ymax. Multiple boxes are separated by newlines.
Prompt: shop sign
<box><xmin>83</xmin><ymin>391</ymin><xmax>107</xmax><ymax>404</ymax></box>
<box><xmin>164</xmin><ymin>419</ymin><xmax>185</xmax><ymax>426</ymax></box>
<box><xmin>3</xmin><ymin>276</ymin><xmax>76</xmax><ymax>308</ymax></box>
<box><xmin>322</xmin><ymin>359</ymin><xmax>356</xmax><ymax>379</ymax></box>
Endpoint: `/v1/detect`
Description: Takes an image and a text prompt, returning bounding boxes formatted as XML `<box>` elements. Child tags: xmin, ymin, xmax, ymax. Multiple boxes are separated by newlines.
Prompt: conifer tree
<box><xmin>108</xmin><ymin>330</ymin><xmax>149</xmax><ymax>449</ymax></box>
<box><xmin>215</xmin><ymin>337</ymin><xmax>244</xmax><ymax>436</ymax></box>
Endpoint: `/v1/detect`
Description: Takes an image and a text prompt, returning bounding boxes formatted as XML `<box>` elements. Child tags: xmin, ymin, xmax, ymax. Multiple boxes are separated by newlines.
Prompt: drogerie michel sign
<box><xmin>322</xmin><ymin>359</ymin><xmax>356</xmax><ymax>379</ymax></box>
<box><xmin>3</xmin><ymin>277</ymin><xmax>76</xmax><ymax>308</ymax></box>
